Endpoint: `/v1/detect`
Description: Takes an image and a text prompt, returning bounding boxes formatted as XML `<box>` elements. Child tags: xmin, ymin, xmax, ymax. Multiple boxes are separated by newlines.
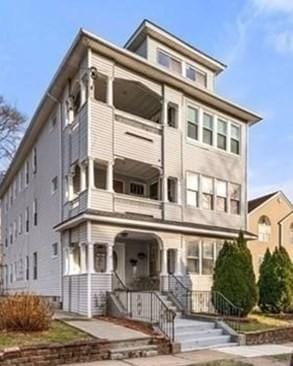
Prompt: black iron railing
<box><xmin>169</xmin><ymin>274</ymin><xmax>242</xmax><ymax>331</ymax></box>
<box><xmin>111</xmin><ymin>272</ymin><xmax>175</xmax><ymax>341</ymax></box>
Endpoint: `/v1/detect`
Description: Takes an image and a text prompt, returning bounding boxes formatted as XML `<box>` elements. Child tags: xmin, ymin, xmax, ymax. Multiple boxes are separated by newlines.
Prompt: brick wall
<box><xmin>0</xmin><ymin>340</ymin><xmax>110</xmax><ymax>366</ymax></box>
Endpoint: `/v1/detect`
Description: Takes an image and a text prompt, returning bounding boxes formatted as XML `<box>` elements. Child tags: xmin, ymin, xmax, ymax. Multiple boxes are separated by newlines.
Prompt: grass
<box><xmin>229</xmin><ymin>313</ymin><xmax>293</xmax><ymax>333</ymax></box>
<box><xmin>270</xmin><ymin>353</ymin><xmax>292</xmax><ymax>362</ymax></box>
<box><xmin>0</xmin><ymin>320</ymin><xmax>92</xmax><ymax>350</ymax></box>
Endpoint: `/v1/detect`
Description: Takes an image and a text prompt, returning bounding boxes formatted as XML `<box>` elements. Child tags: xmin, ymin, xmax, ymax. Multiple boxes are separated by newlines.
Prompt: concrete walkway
<box><xmin>65</xmin><ymin>318</ymin><xmax>150</xmax><ymax>341</ymax></box>
<box><xmin>65</xmin><ymin>345</ymin><xmax>293</xmax><ymax>366</ymax></box>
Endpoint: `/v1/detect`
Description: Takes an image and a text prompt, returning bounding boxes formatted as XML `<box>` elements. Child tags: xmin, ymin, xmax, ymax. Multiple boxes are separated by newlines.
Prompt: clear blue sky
<box><xmin>0</xmin><ymin>0</ymin><xmax>292</xmax><ymax>199</ymax></box>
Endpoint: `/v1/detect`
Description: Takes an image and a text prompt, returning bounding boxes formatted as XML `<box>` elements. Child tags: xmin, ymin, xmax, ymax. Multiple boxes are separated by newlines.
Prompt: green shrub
<box><xmin>258</xmin><ymin>247</ymin><xmax>293</xmax><ymax>313</ymax></box>
<box><xmin>212</xmin><ymin>232</ymin><xmax>258</xmax><ymax>317</ymax></box>
<box><xmin>0</xmin><ymin>293</ymin><xmax>54</xmax><ymax>331</ymax></box>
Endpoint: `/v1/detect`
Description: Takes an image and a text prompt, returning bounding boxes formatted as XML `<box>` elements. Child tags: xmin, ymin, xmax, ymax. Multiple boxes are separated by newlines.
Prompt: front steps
<box><xmin>109</xmin><ymin>337</ymin><xmax>158</xmax><ymax>360</ymax></box>
<box><xmin>159</xmin><ymin>294</ymin><xmax>238</xmax><ymax>352</ymax></box>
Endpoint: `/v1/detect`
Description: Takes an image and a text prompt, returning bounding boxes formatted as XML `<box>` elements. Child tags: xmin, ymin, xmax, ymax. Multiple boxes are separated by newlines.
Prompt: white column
<box><xmin>80</xmin><ymin>79</ymin><xmax>86</xmax><ymax>106</ymax></box>
<box><xmin>87</xmin><ymin>242</ymin><xmax>94</xmax><ymax>273</ymax></box>
<box><xmin>88</xmin><ymin>158</ymin><xmax>94</xmax><ymax>189</ymax></box>
<box><xmin>107</xmin><ymin>77</ymin><xmax>113</xmax><ymax>106</ymax></box>
<box><xmin>106</xmin><ymin>161</ymin><xmax>113</xmax><ymax>192</ymax></box>
<box><xmin>160</xmin><ymin>248</ymin><xmax>168</xmax><ymax>275</ymax></box>
<box><xmin>106</xmin><ymin>243</ymin><xmax>114</xmax><ymax>273</ymax></box>
<box><xmin>64</xmin><ymin>248</ymin><xmax>70</xmax><ymax>275</ymax></box>
<box><xmin>175</xmin><ymin>249</ymin><xmax>182</xmax><ymax>276</ymax></box>
<box><xmin>68</xmin><ymin>175</ymin><xmax>73</xmax><ymax>201</ymax></box>
<box><xmin>162</xmin><ymin>176</ymin><xmax>168</xmax><ymax>202</ymax></box>
<box><xmin>162</xmin><ymin>100</ymin><xmax>168</xmax><ymax>126</ymax></box>
<box><xmin>80</xmin><ymin>243</ymin><xmax>87</xmax><ymax>273</ymax></box>
<box><xmin>80</xmin><ymin>164</ymin><xmax>87</xmax><ymax>191</ymax></box>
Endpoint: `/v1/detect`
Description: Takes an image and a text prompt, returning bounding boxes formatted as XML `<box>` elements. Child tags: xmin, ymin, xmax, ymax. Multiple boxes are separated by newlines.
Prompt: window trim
<box><xmin>186</xmin><ymin>172</ymin><xmax>199</xmax><ymax>208</ymax></box>
<box><xmin>186</xmin><ymin>105</ymin><xmax>199</xmax><ymax>141</ymax></box>
<box><xmin>157</xmin><ymin>48</ymin><xmax>182</xmax><ymax>74</ymax></box>
<box><xmin>129</xmin><ymin>181</ymin><xmax>146</xmax><ymax>197</ymax></box>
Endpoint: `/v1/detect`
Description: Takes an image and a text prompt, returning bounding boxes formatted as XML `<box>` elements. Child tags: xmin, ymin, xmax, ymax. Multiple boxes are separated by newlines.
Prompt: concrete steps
<box><xmin>157</xmin><ymin>293</ymin><xmax>238</xmax><ymax>352</ymax></box>
<box><xmin>109</xmin><ymin>337</ymin><xmax>158</xmax><ymax>360</ymax></box>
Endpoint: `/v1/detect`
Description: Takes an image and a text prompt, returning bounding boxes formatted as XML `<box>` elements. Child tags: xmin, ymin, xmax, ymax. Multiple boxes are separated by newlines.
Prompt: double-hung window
<box><xmin>32</xmin><ymin>147</ymin><xmax>37</xmax><ymax>174</ymax></box>
<box><xmin>25</xmin><ymin>207</ymin><xmax>29</xmax><ymax>233</ymax></box>
<box><xmin>33</xmin><ymin>252</ymin><xmax>38</xmax><ymax>280</ymax></box>
<box><xmin>230</xmin><ymin>183</ymin><xmax>241</xmax><ymax>215</ymax></box>
<box><xmin>230</xmin><ymin>124</ymin><xmax>241</xmax><ymax>155</ymax></box>
<box><xmin>187</xmin><ymin>106</ymin><xmax>199</xmax><ymax>141</ymax></box>
<box><xmin>186</xmin><ymin>64</ymin><xmax>207</xmax><ymax>87</ymax></box>
<box><xmin>216</xmin><ymin>180</ymin><xmax>228</xmax><ymax>212</ymax></box>
<box><xmin>203</xmin><ymin>112</ymin><xmax>213</xmax><ymax>145</ymax></box>
<box><xmin>217</xmin><ymin>118</ymin><xmax>227</xmax><ymax>150</ymax></box>
<box><xmin>130</xmin><ymin>182</ymin><xmax>145</xmax><ymax>196</ymax></box>
<box><xmin>202</xmin><ymin>176</ymin><xmax>214</xmax><ymax>210</ymax></box>
<box><xmin>25</xmin><ymin>160</ymin><xmax>29</xmax><ymax>186</ymax></box>
<box><xmin>157</xmin><ymin>50</ymin><xmax>182</xmax><ymax>74</ymax></box>
<box><xmin>202</xmin><ymin>240</ymin><xmax>214</xmax><ymax>275</ymax></box>
<box><xmin>186</xmin><ymin>172</ymin><xmax>199</xmax><ymax>207</ymax></box>
<box><xmin>33</xmin><ymin>199</ymin><xmax>38</xmax><ymax>226</ymax></box>
<box><xmin>187</xmin><ymin>240</ymin><xmax>200</xmax><ymax>274</ymax></box>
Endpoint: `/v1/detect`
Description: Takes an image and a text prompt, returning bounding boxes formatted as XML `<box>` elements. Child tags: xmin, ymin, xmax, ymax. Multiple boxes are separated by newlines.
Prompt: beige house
<box><xmin>0</xmin><ymin>19</ymin><xmax>262</xmax><ymax>349</ymax></box>
<box><xmin>248</xmin><ymin>191</ymin><xmax>293</xmax><ymax>275</ymax></box>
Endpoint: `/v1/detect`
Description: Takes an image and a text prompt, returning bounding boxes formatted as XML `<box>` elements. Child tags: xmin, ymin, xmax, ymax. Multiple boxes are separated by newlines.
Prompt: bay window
<box><xmin>230</xmin><ymin>183</ymin><xmax>241</xmax><ymax>215</ymax></box>
<box><xmin>216</xmin><ymin>180</ymin><xmax>228</xmax><ymax>212</ymax></box>
<box><xmin>187</xmin><ymin>106</ymin><xmax>199</xmax><ymax>140</ymax></box>
<box><xmin>230</xmin><ymin>124</ymin><xmax>241</xmax><ymax>155</ymax></box>
<box><xmin>202</xmin><ymin>112</ymin><xmax>213</xmax><ymax>145</ymax></box>
<box><xmin>202</xmin><ymin>176</ymin><xmax>214</xmax><ymax>210</ymax></box>
<box><xmin>217</xmin><ymin>118</ymin><xmax>227</xmax><ymax>150</ymax></box>
<box><xmin>186</xmin><ymin>172</ymin><xmax>199</xmax><ymax>207</ymax></box>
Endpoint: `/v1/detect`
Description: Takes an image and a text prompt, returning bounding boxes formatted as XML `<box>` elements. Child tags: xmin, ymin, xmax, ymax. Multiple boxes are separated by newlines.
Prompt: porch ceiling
<box><xmin>116</xmin><ymin>231</ymin><xmax>158</xmax><ymax>243</ymax></box>
<box><xmin>113</xmin><ymin>78</ymin><xmax>161</xmax><ymax>120</ymax></box>
<box><xmin>114</xmin><ymin>158</ymin><xmax>160</xmax><ymax>180</ymax></box>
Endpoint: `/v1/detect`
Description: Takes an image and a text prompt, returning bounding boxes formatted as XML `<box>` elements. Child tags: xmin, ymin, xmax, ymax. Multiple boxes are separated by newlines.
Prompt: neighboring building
<box><xmin>248</xmin><ymin>191</ymin><xmax>293</xmax><ymax>276</ymax></box>
<box><xmin>0</xmin><ymin>20</ymin><xmax>261</xmax><ymax>316</ymax></box>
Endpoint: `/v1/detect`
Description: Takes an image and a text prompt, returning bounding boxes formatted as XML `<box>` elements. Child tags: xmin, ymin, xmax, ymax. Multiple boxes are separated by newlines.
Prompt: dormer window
<box><xmin>157</xmin><ymin>50</ymin><xmax>182</xmax><ymax>74</ymax></box>
<box><xmin>186</xmin><ymin>64</ymin><xmax>207</xmax><ymax>87</ymax></box>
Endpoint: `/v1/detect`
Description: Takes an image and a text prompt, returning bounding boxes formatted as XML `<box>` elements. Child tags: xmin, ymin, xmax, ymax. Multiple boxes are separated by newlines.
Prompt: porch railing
<box><xmin>169</xmin><ymin>274</ymin><xmax>242</xmax><ymax>331</ymax></box>
<box><xmin>111</xmin><ymin>272</ymin><xmax>175</xmax><ymax>341</ymax></box>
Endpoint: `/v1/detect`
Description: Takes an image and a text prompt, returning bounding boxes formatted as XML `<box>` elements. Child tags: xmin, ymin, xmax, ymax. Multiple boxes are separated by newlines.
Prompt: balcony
<box><xmin>114</xmin><ymin>194</ymin><xmax>162</xmax><ymax>219</ymax></box>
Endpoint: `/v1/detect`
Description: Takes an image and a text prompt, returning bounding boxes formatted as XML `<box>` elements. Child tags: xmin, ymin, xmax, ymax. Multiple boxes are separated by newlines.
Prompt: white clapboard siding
<box><xmin>114</xmin><ymin>195</ymin><xmax>162</xmax><ymax>219</ymax></box>
<box><xmin>90</xmin><ymin>189</ymin><xmax>113</xmax><ymax>212</ymax></box>
<box><xmin>91</xmin><ymin>273</ymin><xmax>112</xmax><ymax>315</ymax></box>
<box><xmin>63</xmin><ymin>275</ymin><xmax>88</xmax><ymax>315</ymax></box>
<box><xmin>90</xmin><ymin>100</ymin><xmax>114</xmax><ymax>161</ymax></box>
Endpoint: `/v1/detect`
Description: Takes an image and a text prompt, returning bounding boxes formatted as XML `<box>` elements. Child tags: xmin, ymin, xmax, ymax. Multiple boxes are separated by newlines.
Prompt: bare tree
<box><xmin>0</xmin><ymin>95</ymin><xmax>26</xmax><ymax>172</ymax></box>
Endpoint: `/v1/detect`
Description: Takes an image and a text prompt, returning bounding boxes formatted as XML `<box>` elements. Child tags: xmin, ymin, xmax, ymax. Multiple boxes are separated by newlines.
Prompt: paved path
<box><xmin>65</xmin><ymin>319</ymin><xmax>150</xmax><ymax>341</ymax></box>
<box><xmin>215</xmin><ymin>343</ymin><xmax>293</xmax><ymax>358</ymax></box>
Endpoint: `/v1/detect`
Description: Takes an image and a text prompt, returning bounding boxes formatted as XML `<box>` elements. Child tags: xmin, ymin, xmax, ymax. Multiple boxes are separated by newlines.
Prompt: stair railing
<box><xmin>111</xmin><ymin>272</ymin><xmax>175</xmax><ymax>341</ymax></box>
<box><xmin>169</xmin><ymin>274</ymin><xmax>243</xmax><ymax>331</ymax></box>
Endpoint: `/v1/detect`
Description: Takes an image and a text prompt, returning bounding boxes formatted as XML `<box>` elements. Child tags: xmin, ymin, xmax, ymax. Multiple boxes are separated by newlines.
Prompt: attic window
<box><xmin>186</xmin><ymin>64</ymin><xmax>207</xmax><ymax>87</ymax></box>
<box><xmin>157</xmin><ymin>50</ymin><xmax>182</xmax><ymax>74</ymax></box>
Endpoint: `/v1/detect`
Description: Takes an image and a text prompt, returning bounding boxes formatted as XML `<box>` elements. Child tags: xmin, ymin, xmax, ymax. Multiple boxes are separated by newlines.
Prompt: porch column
<box><xmin>160</xmin><ymin>248</ymin><xmax>168</xmax><ymax>275</ymax></box>
<box><xmin>107</xmin><ymin>77</ymin><xmax>113</xmax><ymax>106</ymax></box>
<box><xmin>162</xmin><ymin>176</ymin><xmax>168</xmax><ymax>202</ymax></box>
<box><xmin>175</xmin><ymin>248</ymin><xmax>182</xmax><ymax>276</ymax></box>
<box><xmin>106</xmin><ymin>161</ymin><xmax>113</xmax><ymax>192</ymax></box>
<box><xmin>162</xmin><ymin>100</ymin><xmax>168</xmax><ymax>126</ymax></box>
<box><xmin>106</xmin><ymin>243</ymin><xmax>114</xmax><ymax>273</ymax></box>
<box><xmin>88</xmin><ymin>158</ymin><xmax>94</xmax><ymax>189</ymax></box>
<box><xmin>80</xmin><ymin>163</ymin><xmax>87</xmax><ymax>191</ymax></box>
<box><xmin>79</xmin><ymin>243</ymin><xmax>87</xmax><ymax>273</ymax></box>
<box><xmin>87</xmin><ymin>242</ymin><xmax>94</xmax><ymax>273</ymax></box>
<box><xmin>68</xmin><ymin>175</ymin><xmax>74</xmax><ymax>201</ymax></box>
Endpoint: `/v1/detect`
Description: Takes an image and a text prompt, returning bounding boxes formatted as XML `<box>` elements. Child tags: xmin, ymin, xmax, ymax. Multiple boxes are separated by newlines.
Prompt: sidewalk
<box><xmin>65</xmin><ymin>344</ymin><xmax>293</xmax><ymax>366</ymax></box>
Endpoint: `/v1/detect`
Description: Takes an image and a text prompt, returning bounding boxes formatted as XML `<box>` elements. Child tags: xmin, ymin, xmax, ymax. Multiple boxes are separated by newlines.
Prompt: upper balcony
<box><xmin>90</xmin><ymin>73</ymin><xmax>165</xmax><ymax>166</ymax></box>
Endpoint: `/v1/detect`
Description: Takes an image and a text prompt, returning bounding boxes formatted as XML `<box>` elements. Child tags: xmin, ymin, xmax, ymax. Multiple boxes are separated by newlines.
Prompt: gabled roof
<box><xmin>248</xmin><ymin>192</ymin><xmax>280</xmax><ymax>213</ymax></box>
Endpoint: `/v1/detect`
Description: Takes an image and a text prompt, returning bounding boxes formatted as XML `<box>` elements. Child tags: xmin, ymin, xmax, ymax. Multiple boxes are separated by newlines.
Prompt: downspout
<box><xmin>47</xmin><ymin>92</ymin><xmax>64</xmax><ymax>307</ymax></box>
<box><xmin>278</xmin><ymin>222</ymin><xmax>282</xmax><ymax>247</ymax></box>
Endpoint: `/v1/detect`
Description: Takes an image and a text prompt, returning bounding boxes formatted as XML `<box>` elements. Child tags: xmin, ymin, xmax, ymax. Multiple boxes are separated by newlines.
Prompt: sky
<box><xmin>0</xmin><ymin>0</ymin><xmax>292</xmax><ymax>199</ymax></box>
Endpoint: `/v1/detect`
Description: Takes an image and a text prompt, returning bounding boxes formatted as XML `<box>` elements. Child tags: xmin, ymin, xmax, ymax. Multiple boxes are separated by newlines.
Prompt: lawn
<box><xmin>0</xmin><ymin>320</ymin><xmax>92</xmax><ymax>350</ymax></box>
<box><xmin>228</xmin><ymin>313</ymin><xmax>293</xmax><ymax>333</ymax></box>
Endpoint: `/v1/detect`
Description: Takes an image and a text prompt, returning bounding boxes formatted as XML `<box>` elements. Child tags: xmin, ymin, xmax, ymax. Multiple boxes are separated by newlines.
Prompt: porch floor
<box><xmin>63</xmin><ymin>318</ymin><xmax>150</xmax><ymax>341</ymax></box>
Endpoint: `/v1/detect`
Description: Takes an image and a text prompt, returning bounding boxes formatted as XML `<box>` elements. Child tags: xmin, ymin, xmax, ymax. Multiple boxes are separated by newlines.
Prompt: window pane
<box><xmin>231</xmin><ymin>200</ymin><xmax>240</xmax><ymax>215</ymax></box>
<box><xmin>188</xmin><ymin>107</ymin><xmax>198</xmax><ymax>123</ymax></box>
<box><xmin>202</xmin><ymin>194</ymin><xmax>213</xmax><ymax>210</ymax></box>
<box><xmin>187</xmin><ymin>259</ymin><xmax>199</xmax><ymax>274</ymax></box>
<box><xmin>186</xmin><ymin>65</ymin><xmax>196</xmax><ymax>81</ymax></box>
<box><xmin>216</xmin><ymin>196</ymin><xmax>227</xmax><ymax>212</ymax></box>
<box><xmin>216</xmin><ymin>180</ymin><xmax>227</xmax><ymax>197</ymax></box>
<box><xmin>187</xmin><ymin>241</ymin><xmax>200</xmax><ymax>257</ymax></box>
<box><xmin>187</xmin><ymin>191</ymin><xmax>198</xmax><ymax>206</ymax></box>
<box><xmin>202</xmin><ymin>176</ymin><xmax>213</xmax><ymax>193</ymax></box>
<box><xmin>187</xmin><ymin>173</ymin><xmax>199</xmax><ymax>190</ymax></box>
<box><xmin>230</xmin><ymin>183</ymin><xmax>241</xmax><ymax>200</ymax></box>
<box><xmin>197</xmin><ymin>70</ymin><xmax>207</xmax><ymax>86</ymax></box>
<box><xmin>188</xmin><ymin>122</ymin><xmax>198</xmax><ymax>140</ymax></box>
<box><xmin>203</xmin><ymin>113</ymin><xmax>213</xmax><ymax>129</ymax></box>
<box><xmin>171</xmin><ymin>58</ymin><xmax>182</xmax><ymax>74</ymax></box>
<box><xmin>217</xmin><ymin>134</ymin><xmax>226</xmax><ymax>150</ymax></box>
<box><xmin>231</xmin><ymin>139</ymin><xmax>240</xmax><ymax>154</ymax></box>
<box><xmin>202</xmin><ymin>241</ymin><xmax>214</xmax><ymax>275</ymax></box>
<box><xmin>218</xmin><ymin>119</ymin><xmax>227</xmax><ymax>135</ymax></box>
<box><xmin>158</xmin><ymin>51</ymin><xmax>170</xmax><ymax>68</ymax></box>
<box><xmin>231</xmin><ymin>124</ymin><xmax>240</xmax><ymax>140</ymax></box>
<box><xmin>203</xmin><ymin>128</ymin><xmax>213</xmax><ymax>145</ymax></box>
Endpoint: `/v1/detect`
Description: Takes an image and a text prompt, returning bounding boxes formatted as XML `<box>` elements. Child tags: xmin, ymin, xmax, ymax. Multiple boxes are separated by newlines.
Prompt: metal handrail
<box><xmin>112</xmin><ymin>271</ymin><xmax>128</xmax><ymax>291</ymax></box>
